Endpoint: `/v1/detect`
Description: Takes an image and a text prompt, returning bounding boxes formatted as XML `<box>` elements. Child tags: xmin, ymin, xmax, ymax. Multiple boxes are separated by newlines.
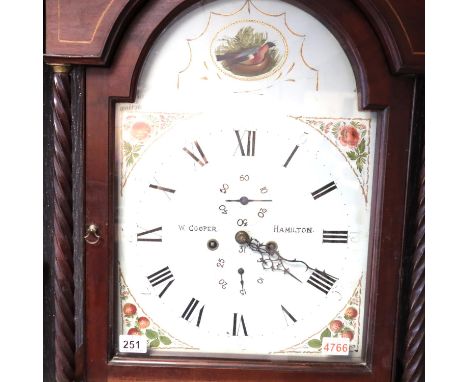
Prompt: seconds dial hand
<box><xmin>238</xmin><ymin>268</ymin><xmax>246</xmax><ymax>295</ymax></box>
<box><xmin>225</xmin><ymin>196</ymin><xmax>272</xmax><ymax>205</ymax></box>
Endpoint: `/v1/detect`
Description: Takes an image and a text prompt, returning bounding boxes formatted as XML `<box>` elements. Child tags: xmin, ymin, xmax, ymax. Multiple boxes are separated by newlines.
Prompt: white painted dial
<box><xmin>118</xmin><ymin>112</ymin><xmax>370</xmax><ymax>357</ymax></box>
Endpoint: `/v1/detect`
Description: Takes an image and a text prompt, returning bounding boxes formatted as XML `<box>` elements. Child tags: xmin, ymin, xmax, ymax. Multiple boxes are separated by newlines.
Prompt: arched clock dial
<box><xmin>116</xmin><ymin>0</ymin><xmax>376</xmax><ymax>362</ymax></box>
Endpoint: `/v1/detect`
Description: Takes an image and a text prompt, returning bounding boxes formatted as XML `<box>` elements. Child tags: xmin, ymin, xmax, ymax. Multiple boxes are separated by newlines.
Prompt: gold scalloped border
<box><xmin>177</xmin><ymin>0</ymin><xmax>319</xmax><ymax>89</ymax></box>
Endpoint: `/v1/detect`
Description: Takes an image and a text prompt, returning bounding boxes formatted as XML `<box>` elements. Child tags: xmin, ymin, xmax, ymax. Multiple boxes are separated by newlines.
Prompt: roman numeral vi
<box><xmin>232</xmin><ymin>313</ymin><xmax>248</xmax><ymax>336</ymax></box>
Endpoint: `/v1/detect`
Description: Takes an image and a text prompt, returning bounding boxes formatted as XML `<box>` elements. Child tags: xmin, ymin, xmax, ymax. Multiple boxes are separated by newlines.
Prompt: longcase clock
<box><xmin>44</xmin><ymin>0</ymin><xmax>425</xmax><ymax>381</ymax></box>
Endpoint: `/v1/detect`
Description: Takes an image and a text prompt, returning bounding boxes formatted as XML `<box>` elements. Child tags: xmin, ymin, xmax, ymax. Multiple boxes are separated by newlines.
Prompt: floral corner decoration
<box><xmin>278</xmin><ymin>281</ymin><xmax>362</xmax><ymax>355</ymax></box>
<box><xmin>305</xmin><ymin>282</ymin><xmax>362</xmax><ymax>353</ymax></box>
<box><xmin>320</xmin><ymin>120</ymin><xmax>369</xmax><ymax>174</ymax></box>
<box><xmin>291</xmin><ymin>116</ymin><xmax>371</xmax><ymax>203</ymax></box>
<box><xmin>122</xmin><ymin>122</ymin><xmax>149</xmax><ymax>167</ymax></box>
<box><xmin>307</xmin><ymin>305</ymin><xmax>359</xmax><ymax>351</ymax></box>
<box><xmin>122</xmin><ymin>302</ymin><xmax>172</xmax><ymax>349</ymax></box>
<box><xmin>120</xmin><ymin>112</ymin><xmax>199</xmax><ymax>191</ymax></box>
<box><xmin>120</xmin><ymin>283</ymin><xmax>174</xmax><ymax>350</ymax></box>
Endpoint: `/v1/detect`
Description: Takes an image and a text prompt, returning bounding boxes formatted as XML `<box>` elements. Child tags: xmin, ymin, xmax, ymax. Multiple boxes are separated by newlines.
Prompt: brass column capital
<box><xmin>49</xmin><ymin>63</ymin><xmax>72</xmax><ymax>73</ymax></box>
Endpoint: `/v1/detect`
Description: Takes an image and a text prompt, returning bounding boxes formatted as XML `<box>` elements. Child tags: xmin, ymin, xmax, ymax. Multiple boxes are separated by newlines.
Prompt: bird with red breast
<box><xmin>216</xmin><ymin>42</ymin><xmax>276</xmax><ymax>66</ymax></box>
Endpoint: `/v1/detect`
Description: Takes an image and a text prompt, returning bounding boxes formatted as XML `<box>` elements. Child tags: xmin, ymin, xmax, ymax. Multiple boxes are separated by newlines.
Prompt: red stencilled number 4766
<box><xmin>322</xmin><ymin>338</ymin><xmax>350</xmax><ymax>355</ymax></box>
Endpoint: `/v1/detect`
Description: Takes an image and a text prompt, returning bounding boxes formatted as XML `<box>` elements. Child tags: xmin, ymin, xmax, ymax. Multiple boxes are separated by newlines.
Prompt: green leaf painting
<box><xmin>150</xmin><ymin>339</ymin><xmax>160</xmax><ymax>348</ymax></box>
<box><xmin>346</xmin><ymin>151</ymin><xmax>357</xmax><ymax>160</ymax></box>
<box><xmin>357</xmin><ymin>139</ymin><xmax>366</xmax><ymax>154</ymax></box>
<box><xmin>320</xmin><ymin>328</ymin><xmax>331</xmax><ymax>340</ymax></box>
<box><xmin>308</xmin><ymin>339</ymin><xmax>322</xmax><ymax>348</ymax></box>
<box><xmin>160</xmin><ymin>336</ymin><xmax>172</xmax><ymax>346</ymax></box>
<box><xmin>145</xmin><ymin>329</ymin><xmax>158</xmax><ymax>340</ymax></box>
<box><xmin>123</xmin><ymin>141</ymin><xmax>143</xmax><ymax>169</ymax></box>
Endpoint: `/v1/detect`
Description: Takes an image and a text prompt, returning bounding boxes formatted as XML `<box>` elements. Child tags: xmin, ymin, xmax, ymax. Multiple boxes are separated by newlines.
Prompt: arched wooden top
<box><xmin>44</xmin><ymin>0</ymin><xmax>424</xmax><ymax>74</ymax></box>
<box><xmin>80</xmin><ymin>0</ymin><xmax>399</xmax><ymax>110</ymax></box>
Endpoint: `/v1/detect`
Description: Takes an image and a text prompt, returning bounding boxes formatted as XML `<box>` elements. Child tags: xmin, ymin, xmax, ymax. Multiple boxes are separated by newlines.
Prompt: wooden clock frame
<box><xmin>43</xmin><ymin>0</ymin><xmax>424</xmax><ymax>381</ymax></box>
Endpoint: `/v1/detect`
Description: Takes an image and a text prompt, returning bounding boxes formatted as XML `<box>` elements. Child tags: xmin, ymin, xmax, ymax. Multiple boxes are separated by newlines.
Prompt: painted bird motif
<box><xmin>216</xmin><ymin>42</ymin><xmax>276</xmax><ymax>66</ymax></box>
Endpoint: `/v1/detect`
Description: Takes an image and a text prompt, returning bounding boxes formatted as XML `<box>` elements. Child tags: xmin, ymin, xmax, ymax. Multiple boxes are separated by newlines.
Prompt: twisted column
<box><xmin>402</xmin><ymin>146</ymin><xmax>425</xmax><ymax>382</ymax></box>
<box><xmin>51</xmin><ymin>64</ymin><xmax>75</xmax><ymax>382</ymax></box>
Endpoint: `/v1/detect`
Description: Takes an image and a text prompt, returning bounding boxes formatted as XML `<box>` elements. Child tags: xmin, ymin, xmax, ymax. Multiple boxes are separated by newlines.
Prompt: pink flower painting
<box><xmin>130</xmin><ymin>121</ymin><xmax>152</xmax><ymax>142</ymax></box>
<box><xmin>338</xmin><ymin>125</ymin><xmax>360</xmax><ymax>148</ymax></box>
